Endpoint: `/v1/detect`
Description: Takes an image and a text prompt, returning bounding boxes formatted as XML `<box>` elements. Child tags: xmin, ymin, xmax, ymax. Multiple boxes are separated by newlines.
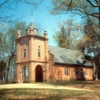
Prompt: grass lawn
<box><xmin>0</xmin><ymin>88</ymin><xmax>100</xmax><ymax>100</ymax></box>
<box><xmin>0</xmin><ymin>80</ymin><xmax>100</xmax><ymax>100</ymax></box>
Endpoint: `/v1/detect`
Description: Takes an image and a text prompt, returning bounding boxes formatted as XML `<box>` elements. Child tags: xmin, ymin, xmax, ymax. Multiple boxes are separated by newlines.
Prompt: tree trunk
<box><xmin>99</xmin><ymin>0</ymin><xmax>100</xmax><ymax>28</ymax></box>
<box><xmin>93</xmin><ymin>62</ymin><xmax>98</xmax><ymax>80</ymax></box>
<box><xmin>6</xmin><ymin>60</ymin><xmax>10</xmax><ymax>83</ymax></box>
<box><xmin>6</xmin><ymin>54</ymin><xmax>14</xmax><ymax>83</ymax></box>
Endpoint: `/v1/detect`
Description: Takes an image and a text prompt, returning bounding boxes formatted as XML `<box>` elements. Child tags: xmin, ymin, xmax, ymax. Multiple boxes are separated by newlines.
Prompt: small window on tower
<box><xmin>23</xmin><ymin>49</ymin><xmax>26</xmax><ymax>58</ymax></box>
<box><xmin>38</xmin><ymin>46</ymin><xmax>41</xmax><ymax>57</ymax></box>
<box><xmin>38</xmin><ymin>49</ymin><xmax>40</xmax><ymax>57</ymax></box>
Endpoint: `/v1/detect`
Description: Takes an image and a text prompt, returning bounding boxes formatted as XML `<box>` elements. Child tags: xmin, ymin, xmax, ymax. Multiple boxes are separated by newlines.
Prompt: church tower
<box><xmin>16</xmin><ymin>23</ymin><xmax>49</xmax><ymax>83</ymax></box>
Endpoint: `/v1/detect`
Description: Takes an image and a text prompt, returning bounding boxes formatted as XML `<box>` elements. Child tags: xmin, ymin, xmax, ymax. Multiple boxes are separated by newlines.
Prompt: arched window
<box><xmin>38</xmin><ymin>46</ymin><xmax>41</xmax><ymax>57</ymax></box>
<box><xmin>65</xmin><ymin>68</ymin><xmax>69</xmax><ymax>75</ymax></box>
<box><xmin>22</xmin><ymin>66</ymin><xmax>28</xmax><ymax>82</ymax></box>
<box><xmin>23</xmin><ymin>49</ymin><xmax>26</xmax><ymax>58</ymax></box>
<box><xmin>38</xmin><ymin>49</ymin><xmax>40</xmax><ymax>57</ymax></box>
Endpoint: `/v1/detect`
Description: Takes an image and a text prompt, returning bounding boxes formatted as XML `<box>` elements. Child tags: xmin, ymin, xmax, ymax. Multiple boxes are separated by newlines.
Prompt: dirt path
<box><xmin>0</xmin><ymin>83</ymin><xmax>92</xmax><ymax>91</ymax></box>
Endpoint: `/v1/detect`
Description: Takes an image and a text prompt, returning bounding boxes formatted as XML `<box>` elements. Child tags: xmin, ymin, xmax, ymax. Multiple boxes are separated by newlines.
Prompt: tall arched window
<box><xmin>22</xmin><ymin>66</ymin><xmax>28</xmax><ymax>82</ymax></box>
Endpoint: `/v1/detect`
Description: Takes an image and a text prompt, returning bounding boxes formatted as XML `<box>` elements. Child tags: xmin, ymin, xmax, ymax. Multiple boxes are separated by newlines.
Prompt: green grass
<box><xmin>0</xmin><ymin>88</ymin><xmax>100</xmax><ymax>100</ymax></box>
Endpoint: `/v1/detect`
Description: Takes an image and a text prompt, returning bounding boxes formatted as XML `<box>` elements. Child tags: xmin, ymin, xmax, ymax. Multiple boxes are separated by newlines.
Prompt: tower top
<box><xmin>30</xmin><ymin>9</ymin><xmax>36</xmax><ymax>29</ymax></box>
<box><xmin>31</xmin><ymin>9</ymin><xmax>33</xmax><ymax>23</ymax></box>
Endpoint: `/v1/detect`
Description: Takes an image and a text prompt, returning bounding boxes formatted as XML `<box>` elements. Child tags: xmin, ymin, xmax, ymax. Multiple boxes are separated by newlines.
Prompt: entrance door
<box><xmin>35</xmin><ymin>65</ymin><xmax>43</xmax><ymax>82</ymax></box>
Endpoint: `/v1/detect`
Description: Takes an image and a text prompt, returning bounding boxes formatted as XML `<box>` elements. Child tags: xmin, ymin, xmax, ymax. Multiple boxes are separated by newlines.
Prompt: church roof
<box><xmin>48</xmin><ymin>45</ymin><xmax>92</xmax><ymax>66</ymax></box>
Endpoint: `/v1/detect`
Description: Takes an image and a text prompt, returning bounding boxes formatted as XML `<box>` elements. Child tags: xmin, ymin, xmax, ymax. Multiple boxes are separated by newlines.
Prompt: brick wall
<box><xmin>51</xmin><ymin>64</ymin><xmax>93</xmax><ymax>81</ymax></box>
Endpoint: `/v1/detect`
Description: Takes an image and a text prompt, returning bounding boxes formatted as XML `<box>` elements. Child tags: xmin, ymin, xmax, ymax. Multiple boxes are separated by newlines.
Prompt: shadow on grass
<box><xmin>47</xmin><ymin>80</ymin><xmax>100</xmax><ymax>86</ymax></box>
<box><xmin>0</xmin><ymin>89</ymin><xmax>11</xmax><ymax>100</ymax></box>
<box><xmin>47</xmin><ymin>80</ymin><xmax>85</xmax><ymax>85</ymax></box>
<box><xmin>45</xmin><ymin>80</ymin><xmax>100</xmax><ymax>89</ymax></box>
<box><xmin>0</xmin><ymin>89</ymin><xmax>7</xmax><ymax>96</ymax></box>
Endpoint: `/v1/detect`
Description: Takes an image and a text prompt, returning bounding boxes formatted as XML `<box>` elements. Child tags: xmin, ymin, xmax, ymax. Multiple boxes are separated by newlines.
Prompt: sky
<box><xmin>3</xmin><ymin>0</ymin><xmax>83</xmax><ymax>46</ymax></box>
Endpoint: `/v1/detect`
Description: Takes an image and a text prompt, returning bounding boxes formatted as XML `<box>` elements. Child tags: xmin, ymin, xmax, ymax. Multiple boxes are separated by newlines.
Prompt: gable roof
<box><xmin>48</xmin><ymin>45</ymin><xmax>92</xmax><ymax>66</ymax></box>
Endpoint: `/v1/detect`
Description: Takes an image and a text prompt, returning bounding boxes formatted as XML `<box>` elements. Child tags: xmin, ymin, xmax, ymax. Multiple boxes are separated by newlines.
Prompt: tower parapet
<box><xmin>17</xmin><ymin>30</ymin><xmax>21</xmax><ymax>38</ymax></box>
<box><xmin>26</xmin><ymin>22</ymin><xmax>39</xmax><ymax>35</ymax></box>
<box><xmin>44</xmin><ymin>31</ymin><xmax>48</xmax><ymax>39</ymax></box>
<box><xmin>29</xmin><ymin>24</ymin><xmax>34</xmax><ymax>35</ymax></box>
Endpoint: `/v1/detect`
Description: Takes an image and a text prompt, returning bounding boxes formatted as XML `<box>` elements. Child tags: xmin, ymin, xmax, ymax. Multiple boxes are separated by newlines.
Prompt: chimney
<box><xmin>44</xmin><ymin>31</ymin><xmax>48</xmax><ymax>39</ymax></box>
<box><xmin>17</xmin><ymin>30</ymin><xmax>21</xmax><ymax>38</ymax></box>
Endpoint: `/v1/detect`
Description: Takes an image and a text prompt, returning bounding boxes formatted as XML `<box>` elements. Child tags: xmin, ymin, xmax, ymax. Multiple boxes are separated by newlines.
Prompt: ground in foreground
<box><xmin>0</xmin><ymin>80</ymin><xmax>100</xmax><ymax>100</ymax></box>
<box><xmin>0</xmin><ymin>88</ymin><xmax>100</xmax><ymax>100</ymax></box>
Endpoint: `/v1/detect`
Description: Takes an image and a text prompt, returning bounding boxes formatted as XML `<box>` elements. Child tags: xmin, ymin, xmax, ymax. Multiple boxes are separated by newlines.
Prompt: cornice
<box><xmin>16</xmin><ymin>60</ymin><xmax>49</xmax><ymax>64</ymax></box>
<box><xmin>16</xmin><ymin>34</ymin><xmax>48</xmax><ymax>41</ymax></box>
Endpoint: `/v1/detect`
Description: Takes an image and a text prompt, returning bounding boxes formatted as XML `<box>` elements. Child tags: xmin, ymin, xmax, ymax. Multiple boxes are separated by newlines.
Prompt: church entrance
<box><xmin>22</xmin><ymin>66</ymin><xmax>29</xmax><ymax>83</ymax></box>
<box><xmin>35</xmin><ymin>65</ymin><xmax>43</xmax><ymax>82</ymax></box>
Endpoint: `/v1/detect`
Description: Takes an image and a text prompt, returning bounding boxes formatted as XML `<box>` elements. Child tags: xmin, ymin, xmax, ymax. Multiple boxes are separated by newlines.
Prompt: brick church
<box><xmin>16</xmin><ymin>22</ymin><xmax>93</xmax><ymax>83</ymax></box>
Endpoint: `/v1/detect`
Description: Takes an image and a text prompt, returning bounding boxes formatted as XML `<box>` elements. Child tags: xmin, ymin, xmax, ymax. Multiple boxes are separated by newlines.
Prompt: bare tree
<box><xmin>53</xmin><ymin>19</ymin><xmax>83</xmax><ymax>50</ymax></box>
<box><xmin>78</xmin><ymin>19</ymin><xmax>100</xmax><ymax>80</ymax></box>
<box><xmin>0</xmin><ymin>60</ymin><xmax>6</xmax><ymax>84</ymax></box>
<box><xmin>50</xmin><ymin>0</ymin><xmax>100</xmax><ymax>27</ymax></box>
<box><xmin>0</xmin><ymin>0</ymin><xmax>43</xmax><ymax>23</ymax></box>
<box><xmin>0</xmin><ymin>21</ymin><xmax>27</xmax><ymax>83</ymax></box>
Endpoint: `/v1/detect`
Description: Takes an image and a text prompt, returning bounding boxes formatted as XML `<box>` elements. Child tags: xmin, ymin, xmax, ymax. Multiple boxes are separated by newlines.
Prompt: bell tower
<box><xmin>16</xmin><ymin>22</ymin><xmax>49</xmax><ymax>83</ymax></box>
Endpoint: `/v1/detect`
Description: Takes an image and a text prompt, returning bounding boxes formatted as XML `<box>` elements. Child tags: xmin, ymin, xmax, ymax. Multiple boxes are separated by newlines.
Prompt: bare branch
<box><xmin>90</xmin><ymin>13</ymin><xmax>100</xmax><ymax>18</ymax></box>
<box><xmin>87</xmin><ymin>0</ymin><xmax>100</xmax><ymax>7</ymax></box>
<box><xmin>68</xmin><ymin>0</ymin><xmax>73</xmax><ymax>10</ymax></box>
<box><xmin>19</xmin><ymin>0</ymin><xmax>43</xmax><ymax>8</ymax></box>
<box><xmin>0</xmin><ymin>0</ymin><xmax>9</xmax><ymax>7</ymax></box>
<box><xmin>62</xmin><ymin>0</ymin><xmax>73</xmax><ymax>11</ymax></box>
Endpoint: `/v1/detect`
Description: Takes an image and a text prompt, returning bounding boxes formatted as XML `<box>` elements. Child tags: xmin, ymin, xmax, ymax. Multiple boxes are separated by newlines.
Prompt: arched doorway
<box><xmin>35</xmin><ymin>65</ymin><xmax>43</xmax><ymax>82</ymax></box>
<box><xmin>22</xmin><ymin>66</ymin><xmax>29</xmax><ymax>83</ymax></box>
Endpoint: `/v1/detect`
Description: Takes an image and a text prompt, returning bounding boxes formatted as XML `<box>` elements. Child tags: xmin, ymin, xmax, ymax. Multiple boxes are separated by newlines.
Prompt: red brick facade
<box><xmin>16</xmin><ymin>27</ymin><xmax>93</xmax><ymax>83</ymax></box>
<box><xmin>51</xmin><ymin>65</ymin><xmax>93</xmax><ymax>81</ymax></box>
